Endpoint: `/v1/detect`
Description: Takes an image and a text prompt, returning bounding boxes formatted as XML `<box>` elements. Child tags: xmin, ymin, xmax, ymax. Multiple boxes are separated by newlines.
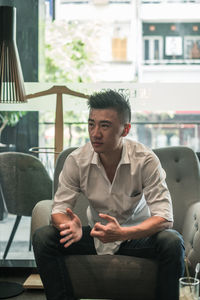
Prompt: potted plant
<box><xmin>0</xmin><ymin>111</ymin><xmax>27</xmax><ymax>147</ymax></box>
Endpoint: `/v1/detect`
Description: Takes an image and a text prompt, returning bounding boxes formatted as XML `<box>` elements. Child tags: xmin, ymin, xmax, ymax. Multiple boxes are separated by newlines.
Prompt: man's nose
<box><xmin>92</xmin><ymin>126</ymin><xmax>102</xmax><ymax>138</ymax></box>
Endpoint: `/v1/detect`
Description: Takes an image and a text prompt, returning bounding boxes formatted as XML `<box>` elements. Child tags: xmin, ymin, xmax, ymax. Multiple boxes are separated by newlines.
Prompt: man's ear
<box><xmin>122</xmin><ymin>123</ymin><xmax>131</xmax><ymax>137</ymax></box>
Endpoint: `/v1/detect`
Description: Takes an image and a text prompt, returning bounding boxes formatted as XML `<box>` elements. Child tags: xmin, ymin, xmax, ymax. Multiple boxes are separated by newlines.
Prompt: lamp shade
<box><xmin>0</xmin><ymin>6</ymin><xmax>26</xmax><ymax>103</ymax></box>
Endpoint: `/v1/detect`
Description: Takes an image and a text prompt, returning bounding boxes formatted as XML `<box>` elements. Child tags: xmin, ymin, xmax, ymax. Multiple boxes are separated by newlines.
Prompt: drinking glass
<box><xmin>179</xmin><ymin>277</ymin><xmax>199</xmax><ymax>300</ymax></box>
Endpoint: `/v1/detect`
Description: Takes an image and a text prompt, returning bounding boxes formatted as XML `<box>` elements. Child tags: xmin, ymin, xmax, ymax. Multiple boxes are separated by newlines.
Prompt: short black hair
<box><xmin>88</xmin><ymin>89</ymin><xmax>131</xmax><ymax>124</ymax></box>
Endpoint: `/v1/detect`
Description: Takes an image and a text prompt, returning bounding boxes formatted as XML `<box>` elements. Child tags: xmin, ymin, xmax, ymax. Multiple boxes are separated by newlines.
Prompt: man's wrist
<box><xmin>121</xmin><ymin>227</ymin><xmax>131</xmax><ymax>241</ymax></box>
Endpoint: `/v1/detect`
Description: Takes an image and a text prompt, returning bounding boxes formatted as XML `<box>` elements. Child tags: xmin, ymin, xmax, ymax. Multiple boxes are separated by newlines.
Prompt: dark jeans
<box><xmin>32</xmin><ymin>225</ymin><xmax>185</xmax><ymax>300</ymax></box>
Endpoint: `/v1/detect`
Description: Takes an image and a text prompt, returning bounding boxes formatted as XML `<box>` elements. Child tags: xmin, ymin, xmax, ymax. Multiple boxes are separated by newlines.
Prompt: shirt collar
<box><xmin>90</xmin><ymin>139</ymin><xmax>131</xmax><ymax>167</ymax></box>
<box><xmin>120</xmin><ymin>139</ymin><xmax>130</xmax><ymax>164</ymax></box>
<box><xmin>91</xmin><ymin>150</ymin><xmax>101</xmax><ymax>167</ymax></box>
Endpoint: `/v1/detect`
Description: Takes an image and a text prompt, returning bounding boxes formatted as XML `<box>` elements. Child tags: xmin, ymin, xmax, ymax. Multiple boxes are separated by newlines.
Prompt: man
<box><xmin>33</xmin><ymin>89</ymin><xmax>185</xmax><ymax>300</ymax></box>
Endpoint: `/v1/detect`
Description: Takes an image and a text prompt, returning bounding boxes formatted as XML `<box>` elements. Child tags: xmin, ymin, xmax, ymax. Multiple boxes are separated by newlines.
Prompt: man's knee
<box><xmin>156</xmin><ymin>229</ymin><xmax>185</xmax><ymax>258</ymax></box>
<box><xmin>32</xmin><ymin>225</ymin><xmax>59</xmax><ymax>252</ymax></box>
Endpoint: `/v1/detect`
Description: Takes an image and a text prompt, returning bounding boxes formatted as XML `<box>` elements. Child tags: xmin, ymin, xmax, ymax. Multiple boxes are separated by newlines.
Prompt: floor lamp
<box><xmin>0</xmin><ymin>5</ymin><xmax>26</xmax><ymax>299</ymax></box>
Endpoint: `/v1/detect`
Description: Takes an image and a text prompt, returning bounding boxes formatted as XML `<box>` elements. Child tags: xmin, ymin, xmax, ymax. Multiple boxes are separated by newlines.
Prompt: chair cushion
<box><xmin>66</xmin><ymin>255</ymin><xmax>157</xmax><ymax>300</ymax></box>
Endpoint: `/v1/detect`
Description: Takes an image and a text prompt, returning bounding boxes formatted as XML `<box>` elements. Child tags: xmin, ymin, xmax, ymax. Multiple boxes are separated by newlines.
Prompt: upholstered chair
<box><xmin>31</xmin><ymin>146</ymin><xmax>200</xmax><ymax>300</ymax></box>
<box><xmin>0</xmin><ymin>152</ymin><xmax>52</xmax><ymax>259</ymax></box>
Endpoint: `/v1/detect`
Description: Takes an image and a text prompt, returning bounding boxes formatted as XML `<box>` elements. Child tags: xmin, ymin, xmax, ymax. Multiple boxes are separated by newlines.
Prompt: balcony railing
<box><xmin>60</xmin><ymin>0</ymin><xmax>131</xmax><ymax>4</ymax></box>
<box><xmin>142</xmin><ymin>0</ymin><xmax>200</xmax><ymax>3</ymax></box>
<box><xmin>143</xmin><ymin>59</ymin><xmax>200</xmax><ymax>65</ymax></box>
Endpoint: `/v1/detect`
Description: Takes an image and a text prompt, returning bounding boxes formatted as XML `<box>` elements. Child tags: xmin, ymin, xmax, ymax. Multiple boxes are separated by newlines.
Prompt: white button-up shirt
<box><xmin>52</xmin><ymin>139</ymin><xmax>173</xmax><ymax>255</ymax></box>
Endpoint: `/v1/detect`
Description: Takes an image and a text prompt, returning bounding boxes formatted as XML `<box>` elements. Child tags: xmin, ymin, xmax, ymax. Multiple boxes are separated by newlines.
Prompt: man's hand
<box><xmin>58</xmin><ymin>208</ymin><xmax>82</xmax><ymax>248</ymax></box>
<box><xmin>90</xmin><ymin>213</ymin><xmax>125</xmax><ymax>243</ymax></box>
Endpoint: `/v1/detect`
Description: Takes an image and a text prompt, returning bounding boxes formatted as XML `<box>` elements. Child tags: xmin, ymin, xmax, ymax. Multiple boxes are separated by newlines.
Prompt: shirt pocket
<box><xmin>130</xmin><ymin>191</ymin><xmax>141</xmax><ymax>197</ymax></box>
<box><xmin>122</xmin><ymin>191</ymin><xmax>143</xmax><ymax>217</ymax></box>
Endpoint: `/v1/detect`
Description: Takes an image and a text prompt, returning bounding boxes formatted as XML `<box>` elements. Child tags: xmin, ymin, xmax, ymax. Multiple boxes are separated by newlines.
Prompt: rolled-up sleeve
<box><xmin>142</xmin><ymin>153</ymin><xmax>174</xmax><ymax>222</ymax></box>
<box><xmin>51</xmin><ymin>155</ymin><xmax>81</xmax><ymax>215</ymax></box>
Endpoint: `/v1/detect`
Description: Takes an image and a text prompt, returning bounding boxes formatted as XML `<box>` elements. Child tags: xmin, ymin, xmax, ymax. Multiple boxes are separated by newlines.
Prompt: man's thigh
<box><xmin>33</xmin><ymin>225</ymin><xmax>97</xmax><ymax>255</ymax></box>
<box><xmin>63</xmin><ymin>225</ymin><xmax>97</xmax><ymax>255</ymax></box>
<box><xmin>117</xmin><ymin>234</ymin><xmax>157</xmax><ymax>258</ymax></box>
<box><xmin>116</xmin><ymin>229</ymin><xmax>182</xmax><ymax>259</ymax></box>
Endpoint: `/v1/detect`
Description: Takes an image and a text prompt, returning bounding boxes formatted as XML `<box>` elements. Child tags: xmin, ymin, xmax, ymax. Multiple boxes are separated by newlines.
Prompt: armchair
<box><xmin>31</xmin><ymin>146</ymin><xmax>200</xmax><ymax>300</ymax></box>
<box><xmin>0</xmin><ymin>152</ymin><xmax>52</xmax><ymax>299</ymax></box>
<box><xmin>0</xmin><ymin>152</ymin><xmax>52</xmax><ymax>259</ymax></box>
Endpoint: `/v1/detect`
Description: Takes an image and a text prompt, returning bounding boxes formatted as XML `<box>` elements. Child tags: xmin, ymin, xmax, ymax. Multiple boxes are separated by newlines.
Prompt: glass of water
<box><xmin>179</xmin><ymin>277</ymin><xmax>199</xmax><ymax>300</ymax></box>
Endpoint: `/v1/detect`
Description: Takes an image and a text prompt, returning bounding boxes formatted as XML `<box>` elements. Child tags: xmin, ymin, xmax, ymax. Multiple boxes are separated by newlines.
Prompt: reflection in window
<box><xmin>143</xmin><ymin>22</ymin><xmax>200</xmax><ymax>64</ymax></box>
<box><xmin>112</xmin><ymin>26</ymin><xmax>128</xmax><ymax>61</ymax></box>
<box><xmin>165</xmin><ymin>36</ymin><xmax>183</xmax><ymax>56</ymax></box>
<box><xmin>184</xmin><ymin>36</ymin><xmax>200</xmax><ymax>59</ymax></box>
<box><xmin>143</xmin><ymin>36</ymin><xmax>163</xmax><ymax>62</ymax></box>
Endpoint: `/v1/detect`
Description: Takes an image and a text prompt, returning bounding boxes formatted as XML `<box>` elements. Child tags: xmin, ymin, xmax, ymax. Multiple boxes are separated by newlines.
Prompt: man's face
<box><xmin>88</xmin><ymin>108</ymin><xmax>127</xmax><ymax>155</ymax></box>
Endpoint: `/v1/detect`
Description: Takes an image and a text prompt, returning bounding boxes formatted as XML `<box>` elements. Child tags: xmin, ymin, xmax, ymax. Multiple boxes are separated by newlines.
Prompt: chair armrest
<box><xmin>182</xmin><ymin>202</ymin><xmax>200</xmax><ymax>276</ymax></box>
<box><xmin>31</xmin><ymin>200</ymin><xmax>53</xmax><ymax>238</ymax></box>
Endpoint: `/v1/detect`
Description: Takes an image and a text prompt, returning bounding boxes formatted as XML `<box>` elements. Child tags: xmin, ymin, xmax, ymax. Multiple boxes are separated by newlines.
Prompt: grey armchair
<box><xmin>0</xmin><ymin>152</ymin><xmax>52</xmax><ymax>259</ymax></box>
<box><xmin>31</xmin><ymin>146</ymin><xmax>200</xmax><ymax>300</ymax></box>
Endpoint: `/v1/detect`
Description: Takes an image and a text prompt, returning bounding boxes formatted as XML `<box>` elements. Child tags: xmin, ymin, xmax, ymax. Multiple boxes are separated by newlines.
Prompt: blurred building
<box><xmin>45</xmin><ymin>0</ymin><xmax>200</xmax><ymax>82</ymax></box>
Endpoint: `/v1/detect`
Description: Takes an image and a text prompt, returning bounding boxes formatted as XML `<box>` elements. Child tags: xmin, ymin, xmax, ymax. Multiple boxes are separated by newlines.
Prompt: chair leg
<box><xmin>29</xmin><ymin>217</ymin><xmax>32</xmax><ymax>251</ymax></box>
<box><xmin>3</xmin><ymin>215</ymin><xmax>22</xmax><ymax>260</ymax></box>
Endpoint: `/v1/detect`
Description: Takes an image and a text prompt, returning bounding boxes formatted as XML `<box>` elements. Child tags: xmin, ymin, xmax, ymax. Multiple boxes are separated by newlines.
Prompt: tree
<box><xmin>0</xmin><ymin>111</ymin><xmax>27</xmax><ymax>146</ymax></box>
<box><xmin>45</xmin><ymin>19</ymin><xmax>104</xmax><ymax>83</ymax></box>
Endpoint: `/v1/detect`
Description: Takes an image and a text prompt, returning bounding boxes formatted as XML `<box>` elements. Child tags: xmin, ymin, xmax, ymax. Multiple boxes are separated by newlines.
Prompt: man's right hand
<box><xmin>52</xmin><ymin>208</ymin><xmax>82</xmax><ymax>248</ymax></box>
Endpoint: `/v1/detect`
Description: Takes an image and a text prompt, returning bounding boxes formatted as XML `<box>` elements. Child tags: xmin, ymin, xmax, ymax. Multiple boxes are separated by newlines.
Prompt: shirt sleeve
<box><xmin>51</xmin><ymin>155</ymin><xmax>81</xmax><ymax>215</ymax></box>
<box><xmin>142</xmin><ymin>152</ymin><xmax>174</xmax><ymax>222</ymax></box>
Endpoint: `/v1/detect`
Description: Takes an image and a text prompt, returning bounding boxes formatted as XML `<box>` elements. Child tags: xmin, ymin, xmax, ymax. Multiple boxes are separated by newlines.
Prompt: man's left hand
<box><xmin>90</xmin><ymin>213</ymin><xmax>125</xmax><ymax>243</ymax></box>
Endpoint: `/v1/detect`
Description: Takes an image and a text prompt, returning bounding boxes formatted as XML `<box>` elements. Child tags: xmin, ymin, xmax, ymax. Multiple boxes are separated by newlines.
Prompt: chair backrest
<box><xmin>54</xmin><ymin>147</ymin><xmax>77</xmax><ymax>195</ymax></box>
<box><xmin>54</xmin><ymin>147</ymin><xmax>89</xmax><ymax>225</ymax></box>
<box><xmin>0</xmin><ymin>152</ymin><xmax>52</xmax><ymax>216</ymax></box>
<box><xmin>154</xmin><ymin>146</ymin><xmax>200</xmax><ymax>233</ymax></box>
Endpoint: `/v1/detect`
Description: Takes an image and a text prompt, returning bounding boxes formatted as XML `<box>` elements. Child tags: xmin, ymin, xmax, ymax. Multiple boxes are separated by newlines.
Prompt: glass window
<box><xmin>184</xmin><ymin>36</ymin><xmax>200</xmax><ymax>59</ymax></box>
<box><xmin>2</xmin><ymin>0</ymin><xmax>200</xmax><ymax>266</ymax></box>
<box><xmin>143</xmin><ymin>36</ymin><xmax>163</xmax><ymax>63</ymax></box>
<box><xmin>165</xmin><ymin>36</ymin><xmax>183</xmax><ymax>56</ymax></box>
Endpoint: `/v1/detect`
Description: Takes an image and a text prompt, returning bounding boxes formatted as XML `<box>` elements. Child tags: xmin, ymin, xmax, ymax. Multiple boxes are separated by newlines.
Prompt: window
<box><xmin>2</xmin><ymin>0</ymin><xmax>200</xmax><ymax>266</ymax></box>
<box><xmin>142</xmin><ymin>23</ymin><xmax>200</xmax><ymax>65</ymax></box>
<box><xmin>184</xmin><ymin>36</ymin><xmax>200</xmax><ymax>60</ymax></box>
<box><xmin>112</xmin><ymin>26</ymin><xmax>128</xmax><ymax>61</ymax></box>
<box><xmin>143</xmin><ymin>36</ymin><xmax>163</xmax><ymax>63</ymax></box>
<box><xmin>165</xmin><ymin>36</ymin><xmax>183</xmax><ymax>56</ymax></box>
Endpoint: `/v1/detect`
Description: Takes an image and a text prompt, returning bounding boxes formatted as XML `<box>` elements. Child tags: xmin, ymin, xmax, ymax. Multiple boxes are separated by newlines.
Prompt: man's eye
<box><xmin>88</xmin><ymin>123</ymin><xmax>94</xmax><ymax>127</ymax></box>
<box><xmin>101</xmin><ymin>124</ymin><xmax>109</xmax><ymax>128</ymax></box>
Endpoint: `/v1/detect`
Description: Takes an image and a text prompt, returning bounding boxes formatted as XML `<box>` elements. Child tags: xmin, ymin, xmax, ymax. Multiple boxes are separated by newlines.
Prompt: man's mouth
<box><xmin>92</xmin><ymin>141</ymin><xmax>103</xmax><ymax>146</ymax></box>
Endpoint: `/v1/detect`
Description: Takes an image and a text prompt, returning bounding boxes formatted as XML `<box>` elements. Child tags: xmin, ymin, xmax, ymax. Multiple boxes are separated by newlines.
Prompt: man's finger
<box><xmin>93</xmin><ymin>222</ymin><xmax>106</xmax><ymax>231</ymax></box>
<box><xmin>60</xmin><ymin>228</ymin><xmax>72</xmax><ymax>236</ymax></box>
<box><xmin>66</xmin><ymin>208</ymin><xmax>74</xmax><ymax>218</ymax></box>
<box><xmin>99</xmin><ymin>213</ymin><xmax>115</xmax><ymax>222</ymax></box>
<box><xmin>59</xmin><ymin>223</ymin><xmax>70</xmax><ymax>230</ymax></box>
<box><xmin>60</xmin><ymin>233</ymin><xmax>73</xmax><ymax>244</ymax></box>
<box><xmin>90</xmin><ymin>229</ymin><xmax>104</xmax><ymax>238</ymax></box>
<box><xmin>64</xmin><ymin>238</ymin><xmax>74</xmax><ymax>248</ymax></box>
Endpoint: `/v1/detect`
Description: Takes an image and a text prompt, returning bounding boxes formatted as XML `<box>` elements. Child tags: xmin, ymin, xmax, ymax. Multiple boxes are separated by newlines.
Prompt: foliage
<box><xmin>0</xmin><ymin>111</ymin><xmax>27</xmax><ymax>127</ymax></box>
<box><xmin>45</xmin><ymin>20</ymin><xmax>104</xmax><ymax>83</ymax></box>
<box><xmin>0</xmin><ymin>111</ymin><xmax>27</xmax><ymax>143</ymax></box>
